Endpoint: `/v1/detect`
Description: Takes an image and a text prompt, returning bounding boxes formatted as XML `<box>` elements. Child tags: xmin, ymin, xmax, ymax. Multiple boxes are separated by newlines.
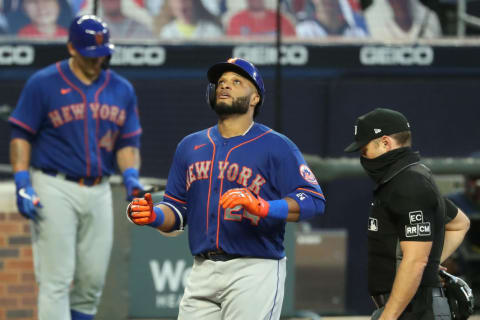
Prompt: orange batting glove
<box><xmin>127</xmin><ymin>193</ymin><xmax>164</xmax><ymax>227</ymax></box>
<box><xmin>220</xmin><ymin>188</ymin><xmax>270</xmax><ymax>218</ymax></box>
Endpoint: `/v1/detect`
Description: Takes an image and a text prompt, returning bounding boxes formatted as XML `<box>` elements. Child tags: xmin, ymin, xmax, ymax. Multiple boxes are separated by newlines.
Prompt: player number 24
<box><xmin>225</xmin><ymin>205</ymin><xmax>260</xmax><ymax>226</ymax></box>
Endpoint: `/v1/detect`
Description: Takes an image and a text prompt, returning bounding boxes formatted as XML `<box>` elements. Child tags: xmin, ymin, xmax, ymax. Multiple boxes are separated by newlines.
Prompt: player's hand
<box><xmin>14</xmin><ymin>171</ymin><xmax>42</xmax><ymax>222</ymax></box>
<box><xmin>220</xmin><ymin>188</ymin><xmax>269</xmax><ymax>218</ymax></box>
<box><xmin>123</xmin><ymin>168</ymin><xmax>144</xmax><ymax>201</ymax></box>
<box><xmin>126</xmin><ymin>193</ymin><xmax>164</xmax><ymax>227</ymax></box>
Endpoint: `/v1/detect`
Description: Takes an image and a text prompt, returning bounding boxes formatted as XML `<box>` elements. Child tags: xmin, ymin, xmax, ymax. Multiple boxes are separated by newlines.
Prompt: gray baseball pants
<box><xmin>31</xmin><ymin>169</ymin><xmax>113</xmax><ymax>320</ymax></box>
<box><xmin>178</xmin><ymin>256</ymin><xmax>286</xmax><ymax>320</ymax></box>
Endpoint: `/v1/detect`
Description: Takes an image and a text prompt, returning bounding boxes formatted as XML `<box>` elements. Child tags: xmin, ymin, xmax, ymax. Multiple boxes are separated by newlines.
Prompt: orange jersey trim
<box><xmin>216</xmin><ymin>128</ymin><xmax>273</xmax><ymax>249</ymax></box>
<box><xmin>56</xmin><ymin>62</ymin><xmax>91</xmax><ymax>176</ymax></box>
<box><xmin>164</xmin><ymin>193</ymin><xmax>187</xmax><ymax>205</ymax></box>
<box><xmin>9</xmin><ymin>117</ymin><xmax>36</xmax><ymax>134</ymax></box>
<box><xmin>94</xmin><ymin>70</ymin><xmax>111</xmax><ymax>177</ymax></box>
<box><xmin>205</xmin><ymin>128</ymin><xmax>216</xmax><ymax>234</ymax></box>
<box><xmin>297</xmin><ymin>187</ymin><xmax>325</xmax><ymax>199</ymax></box>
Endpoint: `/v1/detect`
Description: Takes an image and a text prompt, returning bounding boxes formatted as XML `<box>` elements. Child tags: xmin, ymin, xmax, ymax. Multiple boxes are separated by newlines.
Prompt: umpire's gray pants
<box><xmin>31</xmin><ymin>170</ymin><xmax>113</xmax><ymax>320</ymax></box>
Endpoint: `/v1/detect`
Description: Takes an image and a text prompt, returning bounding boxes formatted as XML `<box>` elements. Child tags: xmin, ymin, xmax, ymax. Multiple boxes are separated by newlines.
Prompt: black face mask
<box><xmin>360</xmin><ymin>147</ymin><xmax>413</xmax><ymax>184</ymax></box>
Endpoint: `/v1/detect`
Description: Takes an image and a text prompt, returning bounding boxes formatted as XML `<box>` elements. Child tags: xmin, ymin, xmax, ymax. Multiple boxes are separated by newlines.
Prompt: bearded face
<box><xmin>213</xmin><ymin>95</ymin><xmax>251</xmax><ymax>117</ymax></box>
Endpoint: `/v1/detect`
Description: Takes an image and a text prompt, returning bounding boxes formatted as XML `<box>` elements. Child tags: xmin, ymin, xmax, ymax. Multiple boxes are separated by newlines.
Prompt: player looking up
<box><xmin>9</xmin><ymin>15</ymin><xmax>143</xmax><ymax>320</ymax></box>
<box><xmin>127</xmin><ymin>58</ymin><xmax>326</xmax><ymax>319</ymax></box>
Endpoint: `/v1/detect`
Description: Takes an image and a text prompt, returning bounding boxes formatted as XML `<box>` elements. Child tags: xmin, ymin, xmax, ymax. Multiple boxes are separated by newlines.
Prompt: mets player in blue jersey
<box><xmin>9</xmin><ymin>15</ymin><xmax>143</xmax><ymax>320</ymax></box>
<box><xmin>127</xmin><ymin>58</ymin><xmax>326</xmax><ymax>319</ymax></box>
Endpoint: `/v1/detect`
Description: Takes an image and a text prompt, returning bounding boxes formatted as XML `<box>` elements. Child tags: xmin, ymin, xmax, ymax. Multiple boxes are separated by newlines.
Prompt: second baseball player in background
<box><xmin>128</xmin><ymin>58</ymin><xmax>326</xmax><ymax>319</ymax></box>
<box><xmin>9</xmin><ymin>15</ymin><xmax>143</xmax><ymax>320</ymax></box>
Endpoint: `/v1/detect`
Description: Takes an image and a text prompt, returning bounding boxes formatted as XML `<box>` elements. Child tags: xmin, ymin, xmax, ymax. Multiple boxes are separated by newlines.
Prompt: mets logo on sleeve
<box><xmin>299</xmin><ymin>164</ymin><xmax>318</xmax><ymax>185</ymax></box>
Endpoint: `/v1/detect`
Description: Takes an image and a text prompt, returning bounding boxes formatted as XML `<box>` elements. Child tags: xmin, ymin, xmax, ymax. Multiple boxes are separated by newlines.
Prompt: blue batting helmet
<box><xmin>68</xmin><ymin>15</ymin><xmax>114</xmax><ymax>58</ymax></box>
<box><xmin>206</xmin><ymin>58</ymin><xmax>265</xmax><ymax>110</ymax></box>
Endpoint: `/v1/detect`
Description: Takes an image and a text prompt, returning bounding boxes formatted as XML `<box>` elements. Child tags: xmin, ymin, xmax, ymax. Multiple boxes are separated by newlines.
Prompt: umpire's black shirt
<box><xmin>366</xmin><ymin>148</ymin><xmax>458</xmax><ymax>295</ymax></box>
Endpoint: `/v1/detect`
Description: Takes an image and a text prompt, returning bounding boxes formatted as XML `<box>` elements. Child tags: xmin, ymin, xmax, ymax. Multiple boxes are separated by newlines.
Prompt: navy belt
<box><xmin>371</xmin><ymin>287</ymin><xmax>445</xmax><ymax>309</ymax></box>
<box><xmin>197</xmin><ymin>249</ymin><xmax>242</xmax><ymax>262</ymax></box>
<box><xmin>39</xmin><ymin>168</ymin><xmax>105</xmax><ymax>187</ymax></box>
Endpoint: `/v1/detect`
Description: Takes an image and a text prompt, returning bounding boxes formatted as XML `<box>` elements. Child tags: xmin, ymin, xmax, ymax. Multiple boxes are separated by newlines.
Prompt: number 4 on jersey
<box><xmin>99</xmin><ymin>130</ymin><xmax>119</xmax><ymax>152</ymax></box>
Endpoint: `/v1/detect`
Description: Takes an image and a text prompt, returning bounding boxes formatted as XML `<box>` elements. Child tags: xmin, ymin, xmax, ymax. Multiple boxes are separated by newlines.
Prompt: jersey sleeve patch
<box><xmin>405</xmin><ymin>222</ymin><xmax>431</xmax><ymax>237</ymax></box>
<box><xmin>299</xmin><ymin>164</ymin><xmax>318</xmax><ymax>185</ymax></box>
<box><xmin>405</xmin><ymin>210</ymin><xmax>431</xmax><ymax>237</ymax></box>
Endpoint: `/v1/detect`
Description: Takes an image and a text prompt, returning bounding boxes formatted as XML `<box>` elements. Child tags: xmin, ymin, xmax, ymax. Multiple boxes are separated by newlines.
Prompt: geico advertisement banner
<box><xmin>128</xmin><ymin>226</ymin><xmax>192</xmax><ymax>317</ymax></box>
<box><xmin>1</xmin><ymin>42</ymin><xmax>480</xmax><ymax>70</ymax></box>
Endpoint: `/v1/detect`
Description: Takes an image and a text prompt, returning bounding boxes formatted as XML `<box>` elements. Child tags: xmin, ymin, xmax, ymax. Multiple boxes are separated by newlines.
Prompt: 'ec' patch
<box><xmin>299</xmin><ymin>164</ymin><xmax>318</xmax><ymax>185</ymax></box>
<box><xmin>409</xmin><ymin>210</ymin><xmax>424</xmax><ymax>224</ymax></box>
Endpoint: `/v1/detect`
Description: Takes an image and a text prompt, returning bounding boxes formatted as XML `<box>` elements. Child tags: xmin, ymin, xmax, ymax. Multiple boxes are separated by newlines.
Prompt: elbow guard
<box><xmin>156</xmin><ymin>201</ymin><xmax>185</xmax><ymax>237</ymax></box>
<box><xmin>287</xmin><ymin>190</ymin><xmax>325</xmax><ymax>221</ymax></box>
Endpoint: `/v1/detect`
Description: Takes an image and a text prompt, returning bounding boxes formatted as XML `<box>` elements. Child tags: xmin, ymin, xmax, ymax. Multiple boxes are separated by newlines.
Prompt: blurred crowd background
<box><xmin>0</xmin><ymin>0</ymin><xmax>479</xmax><ymax>41</ymax></box>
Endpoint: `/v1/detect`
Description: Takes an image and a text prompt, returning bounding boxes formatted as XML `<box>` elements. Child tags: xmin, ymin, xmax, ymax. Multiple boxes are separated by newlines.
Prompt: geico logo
<box><xmin>360</xmin><ymin>46</ymin><xmax>434</xmax><ymax>66</ymax></box>
<box><xmin>232</xmin><ymin>45</ymin><xmax>308</xmax><ymax>65</ymax></box>
<box><xmin>110</xmin><ymin>46</ymin><xmax>165</xmax><ymax>66</ymax></box>
<box><xmin>0</xmin><ymin>45</ymin><xmax>34</xmax><ymax>65</ymax></box>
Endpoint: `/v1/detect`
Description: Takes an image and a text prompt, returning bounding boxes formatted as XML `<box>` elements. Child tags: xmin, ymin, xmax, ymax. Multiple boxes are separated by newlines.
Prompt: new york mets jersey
<box><xmin>163</xmin><ymin>123</ymin><xmax>325</xmax><ymax>259</ymax></box>
<box><xmin>9</xmin><ymin>59</ymin><xmax>142</xmax><ymax>178</ymax></box>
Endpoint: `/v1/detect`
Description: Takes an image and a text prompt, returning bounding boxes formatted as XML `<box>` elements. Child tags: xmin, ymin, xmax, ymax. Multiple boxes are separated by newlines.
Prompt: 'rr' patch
<box><xmin>409</xmin><ymin>211</ymin><xmax>424</xmax><ymax>224</ymax></box>
<box><xmin>405</xmin><ymin>225</ymin><xmax>418</xmax><ymax>237</ymax></box>
<box><xmin>405</xmin><ymin>222</ymin><xmax>431</xmax><ymax>237</ymax></box>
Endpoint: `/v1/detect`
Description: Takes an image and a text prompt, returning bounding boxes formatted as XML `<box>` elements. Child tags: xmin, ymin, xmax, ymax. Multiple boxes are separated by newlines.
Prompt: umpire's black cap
<box><xmin>344</xmin><ymin>108</ymin><xmax>411</xmax><ymax>152</ymax></box>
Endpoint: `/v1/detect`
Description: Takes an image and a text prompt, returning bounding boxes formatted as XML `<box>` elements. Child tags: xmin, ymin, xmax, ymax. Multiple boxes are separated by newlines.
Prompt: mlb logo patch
<box><xmin>368</xmin><ymin>217</ymin><xmax>378</xmax><ymax>231</ymax></box>
<box><xmin>296</xmin><ymin>192</ymin><xmax>307</xmax><ymax>201</ymax></box>
<box><xmin>409</xmin><ymin>211</ymin><xmax>423</xmax><ymax>224</ymax></box>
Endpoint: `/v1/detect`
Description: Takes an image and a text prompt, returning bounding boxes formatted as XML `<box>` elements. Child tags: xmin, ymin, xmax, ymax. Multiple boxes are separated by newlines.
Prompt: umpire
<box><xmin>345</xmin><ymin>108</ymin><xmax>470</xmax><ymax>319</ymax></box>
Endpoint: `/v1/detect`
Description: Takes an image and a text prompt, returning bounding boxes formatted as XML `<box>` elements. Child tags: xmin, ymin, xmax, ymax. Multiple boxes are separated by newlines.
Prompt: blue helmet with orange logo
<box><xmin>206</xmin><ymin>58</ymin><xmax>265</xmax><ymax>113</ymax></box>
<box><xmin>68</xmin><ymin>15</ymin><xmax>114</xmax><ymax>58</ymax></box>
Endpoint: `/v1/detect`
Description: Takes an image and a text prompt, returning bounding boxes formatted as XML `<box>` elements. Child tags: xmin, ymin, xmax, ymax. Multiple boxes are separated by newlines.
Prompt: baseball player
<box><xmin>127</xmin><ymin>58</ymin><xmax>326</xmax><ymax>319</ymax></box>
<box><xmin>9</xmin><ymin>15</ymin><xmax>143</xmax><ymax>320</ymax></box>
